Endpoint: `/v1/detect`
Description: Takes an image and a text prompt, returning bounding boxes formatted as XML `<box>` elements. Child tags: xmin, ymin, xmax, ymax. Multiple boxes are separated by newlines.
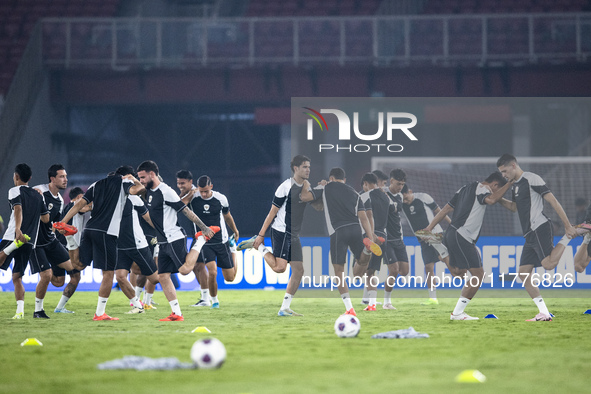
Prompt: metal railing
<box><xmin>40</xmin><ymin>13</ymin><xmax>591</xmax><ymax>69</ymax></box>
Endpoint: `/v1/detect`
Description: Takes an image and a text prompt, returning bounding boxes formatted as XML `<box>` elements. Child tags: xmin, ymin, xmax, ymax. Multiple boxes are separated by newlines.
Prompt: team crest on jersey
<box><xmin>48</xmin><ymin>203</ymin><xmax>54</xmax><ymax>210</ymax></box>
<box><xmin>148</xmin><ymin>195</ymin><xmax>153</xmax><ymax>203</ymax></box>
<box><xmin>410</xmin><ymin>206</ymin><xmax>415</xmax><ymax>213</ymax></box>
<box><xmin>204</xmin><ymin>204</ymin><xmax>210</xmax><ymax>211</ymax></box>
<box><xmin>514</xmin><ymin>186</ymin><xmax>519</xmax><ymax>196</ymax></box>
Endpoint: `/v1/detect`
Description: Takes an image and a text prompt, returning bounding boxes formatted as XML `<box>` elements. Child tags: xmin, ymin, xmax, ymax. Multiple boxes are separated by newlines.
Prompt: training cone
<box><xmin>455</xmin><ymin>369</ymin><xmax>487</xmax><ymax>383</ymax></box>
<box><xmin>584</xmin><ymin>309</ymin><xmax>591</xmax><ymax>314</ymax></box>
<box><xmin>484</xmin><ymin>314</ymin><xmax>498</xmax><ymax>319</ymax></box>
<box><xmin>191</xmin><ymin>326</ymin><xmax>211</xmax><ymax>333</ymax></box>
<box><xmin>20</xmin><ymin>338</ymin><xmax>43</xmax><ymax>346</ymax></box>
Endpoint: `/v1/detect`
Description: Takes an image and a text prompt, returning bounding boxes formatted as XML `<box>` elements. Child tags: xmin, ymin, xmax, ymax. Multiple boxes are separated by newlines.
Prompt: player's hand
<box><xmin>15</xmin><ymin>228</ymin><xmax>27</xmax><ymax>244</ymax></box>
<box><xmin>203</xmin><ymin>227</ymin><xmax>214</xmax><ymax>239</ymax></box>
<box><xmin>318</xmin><ymin>179</ymin><xmax>327</xmax><ymax>186</ymax></box>
<box><xmin>565</xmin><ymin>224</ymin><xmax>578</xmax><ymax>239</ymax></box>
<box><xmin>233</xmin><ymin>231</ymin><xmax>239</xmax><ymax>242</ymax></box>
<box><xmin>253</xmin><ymin>235</ymin><xmax>263</xmax><ymax>249</ymax></box>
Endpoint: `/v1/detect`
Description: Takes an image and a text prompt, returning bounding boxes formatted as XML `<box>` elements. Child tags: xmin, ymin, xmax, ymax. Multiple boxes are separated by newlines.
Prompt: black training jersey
<box><xmin>360</xmin><ymin>188</ymin><xmax>389</xmax><ymax>236</ymax></box>
<box><xmin>118</xmin><ymin>195</ymin><xmax>149</xmax><ymax>250</ymax></box>
<box><xmin>448</xmin><ymin>181</ymin><xmax>491</xmax><ymax>243</ymax></box>
<box><xmin>314</xmin><ymin>181</ymin><xmax>364</xmax><ymax>236</ymax></box>
<box><xmin>189</xmin><ymin>191</ymin><xmax>229</xmax><ymax>244</ymax></box>
<box><xmin>83</xmin><ymin>175</ymin><xmax>134</xmax><ymax>236</ymax></box>
<box><xmin>145</xmin><ymin>182</ymin><xmax>186</xmax><ymax>244</ymax></box>
<box><xmin>402</xmin><ymin>192</ymin><xmax>443</xmax><ymax>234</ymax></box>
<box><xmin>512</xmin><ymin>172</ymin><xmax>551</xmax><ymax>235</ymax></box>
<box><xmin>3</xmin><ymin>185</ymin><xmax>47</xmax><ymax>247</ymax></box>
<box><xmin>386</xmin><ymin>190</ymin><xmax>404</xmax><ymax>241</ymax></box>
<box><xmin>33</xmin><ymin>184</ymin><xmax>64</xmax><ymax>247</ymax></box>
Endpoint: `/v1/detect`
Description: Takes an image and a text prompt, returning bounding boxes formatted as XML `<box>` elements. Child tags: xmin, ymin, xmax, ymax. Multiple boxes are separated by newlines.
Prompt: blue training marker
<box><xmin>584</xmin><ymin>310</ymin><xmax>591</xmax><ymax>315</ymax></box>
<box><xmin>484</xmin><ymin>314</ymin><xmax>498</xmax><ymax>319</ymax></box>
<box><xmin>550</xmin><ymin>313</ymin><xmax>555</xmax><ymax>318</ymax></box>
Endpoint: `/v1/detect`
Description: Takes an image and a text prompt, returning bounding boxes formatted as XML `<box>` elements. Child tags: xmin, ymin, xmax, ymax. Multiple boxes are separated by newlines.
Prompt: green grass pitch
<box><xmin>1</xmin><ymin>289</ymin><xmax>590</xmax><ymax>394</ymax></box>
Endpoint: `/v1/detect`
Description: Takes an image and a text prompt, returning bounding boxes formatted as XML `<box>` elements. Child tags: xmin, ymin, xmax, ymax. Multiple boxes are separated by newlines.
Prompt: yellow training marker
<box><xmin>21</xmin><ymin>338</ymin><xmax>43</xmax><ymax>346</ymax></box>
<box><xmin>455</xmin><ymin>369</ymin><xmax>486</xmax><ymax>383</ymax></box>
<box><xmin>191</xmin><ymin>326</ymin><xmax>212</xmax><ymax>333</ymax></box>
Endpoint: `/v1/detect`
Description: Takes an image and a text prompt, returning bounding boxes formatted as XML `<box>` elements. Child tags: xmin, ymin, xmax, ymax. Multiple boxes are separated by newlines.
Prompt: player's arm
<box><xmin>60</xmin><ymin>198</ymin><xmax>89</xmax><ymax>227</ymax></box>
<box><xmin>483</xmin><ymin>180</ymin><xmax>514</xmax><ymax>205</ymax></box>
<box><xmin>180</xmin><ymin>186</ymin><xmax>196</xmax><ymax>205</ymax></box>
<box><xmin>366</xmin><ymin>209</ymin><xmax>375</xmax><ymax>235</ymax></box>
<box><xmin>182</xmin><ymin>207</ymin><xmax>214</xmax><ymax>238</ymax></box>
<box><xmin>300</xmin><ymin>180</ymin><xmax>317</xmax><ymax>202</ymax></box>
<box><xmin>498</xmin><ymin>198</ymin><xmax>517</xmax><ymax>212</ymax></box>
<box><xmin>358</xmin><ymin>210</ymin><xmax>376</xmax><ymax>241</ymax></box>
<box><xmin>123</xmin><ymin>174</ymin><xmax>145</xmax><ymax>196</ymax></box>
<box><xmin>13</xmin><ymin>205</ymin><xmax>26</xmax><ymax>243</ymax></box>
<box><xmin>433</xmin><ymin>206</ymin><xmax>452</xmax><ymax>224</ymax></box>
<box><xmin>40</xmin><ymin>212</ymin><xmax>50</xmax><ymax>224</ymax></box>
<box><xmin>80</xmin><ymin>202</ymin><xmax>92</xmax><ymax>213</ymax></box>
<box><xmin>223</xmin><ymin>212</ymin><xmax>239</xmax><ymax>241</ymax></box>
<box><xmin>253</xmin><ymin>204</ymin><xmax>280</xmax><ymax>249</ymax></box>
<box><xmin>142</xmin><ymin>211</ymin><xmax>155</xmax><ymax>229</ymax></box>
<box><xmin>425</xmin><ymin>204</ymin><xmax>454</xmax><ymax>232</ymax></box>
<box><xmin>544</xmin><ymin>192</ymin><xmax>577</xmax><ymax>238</ymax></box>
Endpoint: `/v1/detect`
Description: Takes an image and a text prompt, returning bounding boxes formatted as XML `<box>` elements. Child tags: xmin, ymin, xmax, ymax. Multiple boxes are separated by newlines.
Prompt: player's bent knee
<box><xmin>51</xmin><ymin>276</ymin><xmax>65</xmax><ymax>287</ymax></box>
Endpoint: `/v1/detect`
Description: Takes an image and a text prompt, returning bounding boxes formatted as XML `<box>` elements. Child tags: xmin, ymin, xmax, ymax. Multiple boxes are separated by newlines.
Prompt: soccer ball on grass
<box><xmin>190</xmin><ymin>338</ymin><xmax>226</xmax><ymax>369</ymax></box>
<box><xmin>334</xmin><ymin>315</ymin><xmax>360</xmax><ymax>338</ymax></box>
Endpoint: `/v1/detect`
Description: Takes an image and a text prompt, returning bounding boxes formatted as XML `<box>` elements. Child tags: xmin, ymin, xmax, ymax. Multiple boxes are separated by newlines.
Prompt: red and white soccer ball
<box><xmin>190</xmin><ymin>338</ymin><xmax>227</xmax><ymax>369</ymax></box>
<box><xmin>334</xmin><ymin>315</ymin><xmax>361</xmax><ymax>338</ymax></box>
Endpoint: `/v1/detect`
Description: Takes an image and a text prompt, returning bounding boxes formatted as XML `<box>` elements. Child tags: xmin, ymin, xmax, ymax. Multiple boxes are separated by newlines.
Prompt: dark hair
<box><xmin>496</xmin><ymin>154</ymin><xmax>517</xmax><ymax>168</ymax></box>
<box><xmin>329</xmin><ymin>167</ymin><xmax>345</xmax><ymax>180</ymax></box>
<box><xmin>291</xmin><ymin>155</ymin><xmax>310</xmax><ymax>172</ymax></box>
<box><xmin>176</xmin><ymin>170</ymin><xmax>193</xmax><ymax>180</ymax></box>
<box><xmin>48</xmin><ymin>164</ymin><xmax>65</xmax><ymax>182</ymax></box>
<box><xmin>137</xmin><ymin>160</ymin><xmax>159</xmax><ymax>176</ymax></box>
<box><xmin>484</xmin><ymin>171</ymin><xmax>507</xmax><ymax>187</ymax></box>
<box><xmin>15</xmin><ymin>163</ymin><xmax>32</xmax><ymax>183</ymax></box>
<box><xmin>69</xmin><ymin>187</ymin><xmax>84</xmax><ymax>200</ymax></box>
<box><xmin>197</xmin><ymin>175</ymin><xmax>212</xmax><ymax>188</ymax></box>
<box><xmin>115</xmin><ymin>165</ymin><xmax>136</xmax><ymax>177</ymax></box>
<box><xmin>361</xmin><ymin>172</ymin><xmax>378</xmax><ymax>186</ymax></box>
<box><xmin>372</xmin><ymin>170</ymin><xmax>388</xmax><ymax>182</ymax></box>
<box><xmin>390</xmin><ymin>168</ymin><xmax>407</xmax><ymax>182</ymax></box>
<box><xmin>401</xmin><ymin>184</ymin><xmax>410</xmax><ymax>194</ymax></box>
<box><xmin>575</xmin><ymin>197</ymin><xmax>588</xmax><ymax>207</ymax></box>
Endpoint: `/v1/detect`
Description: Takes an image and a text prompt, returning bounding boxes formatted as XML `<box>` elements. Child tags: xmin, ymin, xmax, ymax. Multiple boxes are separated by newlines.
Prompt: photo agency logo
<box><xmin>302</xmin><ymin>107</ymin><xmax>418</xmax><ymax>153</ymax></box>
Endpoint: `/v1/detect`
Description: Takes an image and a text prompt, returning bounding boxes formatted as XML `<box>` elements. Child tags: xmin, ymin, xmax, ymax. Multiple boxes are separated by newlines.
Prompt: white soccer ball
<box><xmin>334</xmin><ymin>315</ymin><xmax>361</xmax><ymax>338</ymax></box>
<box><xmin>190</xmin><ymin>338</ymin><xmax>226</xmax><ymax>369</ymax></box>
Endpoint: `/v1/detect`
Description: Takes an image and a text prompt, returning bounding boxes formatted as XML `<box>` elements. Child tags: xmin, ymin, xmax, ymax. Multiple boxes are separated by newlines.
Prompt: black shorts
<box><xmin>521</xmin><ymin>221</ymin><xmax>554</xmax><ymax>268</ymax></box>
<box><xmin>158</xmin><ymin>238</ymin><xmax>187</xmax><ymax>274</ymax></box>
<box><xmin>330</xmin><ymin>225</ymin><xmax>365</xmax><ymax>266</ymax></box>
<box><xmin>30</xmin><ymin>239</ymin><xmax>70</xmax><ymax>274</ymax></box>
<box><xmin>418</xmin><ymin>239</ymin><xmax>440</xmax><ymax>265</ymax></box>
<box><xmin>79</xmin><ymin>229</ymin><xmax>118</xmax><ymax>271</ymax></box>
<box><xmin>116</xmin><ymin>247</ymin><xmax>157</xmax><ymax>276</ymax></box>
<box><xmin>386</xmin><ymin>239</ymin><xmax>408</xmax><ymax>265</ymax></box>
<box><xmin>443</xmin><ymin>227</ymin><xmax>482</xmax><ymax>269</ymax></box>
<box><xmin>197</xmin><ymin>242</ymin><xmax>234</xmax><ymax>269</ymax></box>
<box><xmin>0</xmin><ymin>240</ymin><xmax>33</xmax><ymax>277</ymax></box>
<box><xmin>271</xmin><ymin>229</ymin><xmax>303</xmax><ymax>262</ymax></box>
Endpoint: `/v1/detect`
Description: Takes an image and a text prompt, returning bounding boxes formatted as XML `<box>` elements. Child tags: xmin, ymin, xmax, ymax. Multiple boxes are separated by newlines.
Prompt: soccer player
<box><xmin>53</xmin><ymin>187</ymin><xmax>91</xmax><ymax>313</ymax></box>
<box><xmin>182</xmin><ymin>175</ymin><xmax>238</xmax><ymax>309</ymax></box>
<box><xmin>497</xmin><ymin>154</ymin><xmax>577</xmax><ymax>321</ymax></box>
<box><xmin>425</xmin><ymin>172</ymin><xmax>513</xmax><ymax>320</ymax></box>
<box><xmin>59</xmin><ymin>166</ymin><xmax>145</xmax><ymax>320</ymax></box>
<box><xmin>136</xmin><ymin>160</ymin><xmax>215</xmax><ymax>322</ymax></box>
<box><xmin>401</xmin><ymin>184</ymin><xmax>451</xmax><ymax>305</ymax></box>
<box><xmin>358</xmin><ymin>173</ymin><xmax>390</xmax><ymax>311</ymax></box>
<box><xmin>302</xmin><ymin>167</ymin><xmax>378</xmax><ymax>316</ymax></box>
<box><xmin>381</xmin><ymin>169</ymin><xmax>409</xmax><ymax>310</ymax></box>
<box><xmin>0</xmin><ymin>164</ymin><xmax>49</xmax><ymax>319</ymax></box>
<box><xmin>239</xmin><ymin>155</ymin><xmax>312</xmax><ymax>316</ymax></box>
<box><xmin>31</xmin><ymin>164</ymin><xmax>75</xmax><ymax>318</ymax></box>
<box><xmin>177</xmin><ymin>170</ymin><xmax>210</xmax><ymax>307</ymax></box>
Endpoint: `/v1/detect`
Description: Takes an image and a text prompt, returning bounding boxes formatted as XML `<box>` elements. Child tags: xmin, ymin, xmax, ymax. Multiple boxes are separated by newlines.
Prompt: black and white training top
<box><xmin>33</xmin><ymin>184</ymin><xmax>65</xmax><ymax>247</ymax></box>
<box><xmin>271</xmin><ymin>178</ymin><xmax>308</xmax><ymax>236</ymax></box>
<box><xmin>3</xmin><ymin>185</ymin><xmax>47</xmax><ymax>247</ymax></box>
<box><xmin>360</xmin><ymin>188</ymin><xmax>390</xmax><ymax>237</ymax></box>
<box><xmin>386</xmin><ymin>190</ymin><xmax>404</xmax><ymax>241</ymax></box>
<box><xmin>402</xmin><ymin>192</ymin><xmax>443</xmax><ymax>234</ymax></box>
<box><xmin>512</xmin><ymin>172</ymin><xmax>551</xmax><ymax>236</ymax></box>
<box><xmin>145</xmin><ymin>182</ymin><xmax>186</xmax><ymax>244</ymax></box>
<box><xmin>118</xmin><ymin>195</ymin><xmax>149</xmax><ymax>250</ymax></box>
<box><xmin>189</xmin><ymin>191</ymin><xmax>229</xmax><ymax>244</ymax></box>
<box><xmin>313</xmin><ymin>181</ymin><xmax>365</xmax><ymax>236</ymax></box>
<box><xmin>448</xmin><ymin>181</ymin><xmax>492</xmax><ymax>243</ymax></box>
<box><xmin>83</xmin><ymin>175</ymin><xmax>134</xmax><ymax>237</ymax></box>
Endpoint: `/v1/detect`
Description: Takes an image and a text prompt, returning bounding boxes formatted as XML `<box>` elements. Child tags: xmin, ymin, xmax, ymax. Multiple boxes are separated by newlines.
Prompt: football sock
<box><xmin>281</xmin><ymin>293</ymin><xmax>293</xmax><ymax>310</ymax></box>
<box><xmin>368</xmin><ymin>290</ymin><xmax>377</xmax><ymax>306</ymax></box>
<box><xmin>134</xmin><ymin>286</ymin><xmax>143</xmax><ymax>298</ymax></box>
<box><xmin>35</xmin><ymin>297</ymin><xmax>44</xmax><ymax>312</ymax></box>
<box><xmin>56</xmin><ymin>295</ymin><xmax>70</xmax><ymax>310</ymax></box>
<box><xmin>2</xmin><ymin>240</ymin><xmax>21</xmax><ymax>255</ymax></box>
<box><xmin>130</xmin><ymin>296</ymin><xmax>143</xmax><ymax>308</ymax></box>
<box><xmin>432</xmin><ymin>243</ymin><xmax>449</xmax><ymax>258</ymax></box>
<box><xmin>362</xmin><ymin>287</ymin><xmax>369</xmax><ymax>302</ymax></box>
<box><xmin>583</xmin><ymin>234</ymin><xmax>591</xmax><ymax>244</ymax></box>
<box><xmin>169</xmin><ymin>299</ymin><xmax>182</xmax><ymax>315</ymax></box>
<box><xmin>144</xmin><ymin>292</ymin><xmax>153</xmax><ymax>305</ymax></box>
<box><xmin>558</xmin><ymin>235</ymin><xmax>570</xmax><ymax>247</ymax></box>
<box><xmin>428</xmin><ymin>288</ymin><xmax>437</xmax><ymax>299</ymax></box>
<box><xmin>257</xmin><ymin>243</ymin><xmax>270</xmax><ymax>256</ymax></box>
<box><xmin>342</xmin><ymin>293</ymin><xmax>353</xmax><ymax>310</ymax></box>
<box><xmin>96</xmin><ymin>296</ymin><xmax>108</xmax><ymax>316</ymax></box>
<box><xmin>384</xmin><ymin>291</ymin><xmax>392</xmax><ymax>305</ymax></box>
<box><xmin>16</xmin><ymin>300</ymin><xmax>24</xmax><ymax>314</ymax></box>
<box><xmin>201</xmin><ymin>289</ymin><xmax>210</xmax><ymax>302</ymax></box>
<box><xmin>362</xmin><ymin>248</ymin><xmax>372</xmax><ymax>256</ymax></box>
<box><xmin>211</xmin><ymin>296</ymin><xmax>219</xmax><ymax>304</ymax></box>
<box><xmin>193</xmin><ymin>236</ymin><xmax>206</xmax><ymax>253</ymax></box>
<box><xmin>452</xmin><ymin>297</ymin><xmax>470</xmax><ymax>315</ymax></box>
<box><xmin>533</xmin><ymin>296</ymin><xmax>550</xmax><ymax>315</ymax></box>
